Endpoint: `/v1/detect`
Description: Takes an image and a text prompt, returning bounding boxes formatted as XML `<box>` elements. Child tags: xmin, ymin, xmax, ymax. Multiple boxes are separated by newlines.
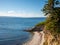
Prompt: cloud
<box><xmin>0</xmin><ymin>11</ymin><xmax>45</xmax><ymax>17</ymax></box>
<box><xmin>8</xmin><ymin>10</ymin><xmax>15</xmax><ymax>14</ymax></box>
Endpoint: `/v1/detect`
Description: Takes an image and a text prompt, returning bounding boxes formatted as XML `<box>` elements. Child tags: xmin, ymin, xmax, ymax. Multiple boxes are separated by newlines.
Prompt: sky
<box><xmin>0</xmin><ymin>0</ymin><xmax>46</xmax><ymax>17</ymax></box>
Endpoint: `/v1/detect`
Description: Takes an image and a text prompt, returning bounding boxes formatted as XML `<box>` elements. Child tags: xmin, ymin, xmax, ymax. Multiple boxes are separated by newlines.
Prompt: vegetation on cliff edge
<box><xmin>37</xmin><ymin>0</ymin><xmax>60</xmax><ymax>35</ymax></box>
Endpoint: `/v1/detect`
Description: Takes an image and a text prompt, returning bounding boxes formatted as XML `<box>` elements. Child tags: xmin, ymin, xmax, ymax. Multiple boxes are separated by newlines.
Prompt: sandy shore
<box><xmin>23</xmin><ymin>31</ymin><xmax>44</xmax><ymax>45</ymax></box>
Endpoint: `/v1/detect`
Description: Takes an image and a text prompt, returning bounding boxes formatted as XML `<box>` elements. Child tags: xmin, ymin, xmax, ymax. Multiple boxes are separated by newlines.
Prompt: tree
<box><xmin>43</xmin><ymin>0</ymin><xmax>60</xmax><ymax>15</ymax></box>
<box><xmin>43</xmin><ymin>0</ymin><xmax>60</xmax><ymax>34</ymax></box>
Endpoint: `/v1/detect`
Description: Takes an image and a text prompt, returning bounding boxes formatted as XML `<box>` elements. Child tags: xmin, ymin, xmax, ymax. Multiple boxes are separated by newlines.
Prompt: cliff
<box><xmin>36</xmin><ymin>22</ymin><xmax>60</xmax><ymax>45</ymax></box>
<box><xmin>43</xmin><ymin>30</ymin><xmax>60</xmax><ymax>45</ymax></box>
<box><xmin>26</xmin><ymin>23</ymin><xmax>60</xmax><ymax>45</ymax></box>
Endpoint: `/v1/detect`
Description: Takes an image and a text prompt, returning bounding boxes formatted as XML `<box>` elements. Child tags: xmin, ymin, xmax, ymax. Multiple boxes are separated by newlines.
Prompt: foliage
<box><xmin>36</xmin><ymin>21</ymin><xmax>46</xmax><ymax>26</ymax></box>
<box><xmin>43</xmin><ymin>0</ymin><xmax>60</xmax><ymax>34</ymax></box>
<box><xmin>43</xmin><ymin>0</ymin><xmax>60</xmax><ymax>16</ymax></box>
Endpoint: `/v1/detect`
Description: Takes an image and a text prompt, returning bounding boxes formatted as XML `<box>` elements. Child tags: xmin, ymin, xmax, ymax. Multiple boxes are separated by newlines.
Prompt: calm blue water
<box><xmin>0</xmin><ymin>17</ymin><xmax>45</xmax><ymax>45</ymax></box>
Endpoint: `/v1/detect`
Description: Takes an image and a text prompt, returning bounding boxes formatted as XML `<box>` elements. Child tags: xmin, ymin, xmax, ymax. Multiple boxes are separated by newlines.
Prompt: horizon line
<box><xmin>0</xmin><ymin>16</ymin><xmax>46</xmax><ymax>18</ymax></box>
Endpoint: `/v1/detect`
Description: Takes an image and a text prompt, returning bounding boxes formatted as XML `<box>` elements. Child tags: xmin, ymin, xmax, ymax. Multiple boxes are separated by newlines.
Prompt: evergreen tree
<box><xmin>43</xmin><ymin>0</ymin><xmax>60</xmax><ymax>34</ymax></box>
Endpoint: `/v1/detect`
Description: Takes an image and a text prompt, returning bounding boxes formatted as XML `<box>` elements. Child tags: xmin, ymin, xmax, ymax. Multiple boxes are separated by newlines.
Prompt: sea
<box><xmin>0</xmin><ymin>17</ymin><xmax>46</xmax><ymax>45</ymax></box>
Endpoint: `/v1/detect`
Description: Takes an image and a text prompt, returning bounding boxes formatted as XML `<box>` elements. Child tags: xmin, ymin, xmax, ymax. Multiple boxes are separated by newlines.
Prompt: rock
<box><xmin>24</xmin><ymin>25</ymin><xmax>44</xmax><ymax>32</ymax></box>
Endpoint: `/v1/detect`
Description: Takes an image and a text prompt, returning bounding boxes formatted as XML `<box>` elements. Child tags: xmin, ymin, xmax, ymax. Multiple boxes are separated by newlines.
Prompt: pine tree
<box><xmin>43</xmin><ymin>0</ymin><xmax>60</xmax><ymax>34</ymax></box>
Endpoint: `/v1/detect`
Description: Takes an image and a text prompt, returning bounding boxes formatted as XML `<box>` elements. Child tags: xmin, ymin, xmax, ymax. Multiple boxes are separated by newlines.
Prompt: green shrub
<box><xmin>36</xmin><ymin>21</ymin><xmax>46</xmax><ymax>26</ymax></box>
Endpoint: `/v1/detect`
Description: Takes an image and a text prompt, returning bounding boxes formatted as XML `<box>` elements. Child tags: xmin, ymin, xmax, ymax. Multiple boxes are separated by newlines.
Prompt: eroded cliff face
<box><xmin>43</xmin><ymin>31</ymin><xmax>60</xmax><ymax>45</ymax></box>
<box><xmin>23</xmin><ymin>24</ymin><xmax>60</xmax><ymax>45</ymax></box>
